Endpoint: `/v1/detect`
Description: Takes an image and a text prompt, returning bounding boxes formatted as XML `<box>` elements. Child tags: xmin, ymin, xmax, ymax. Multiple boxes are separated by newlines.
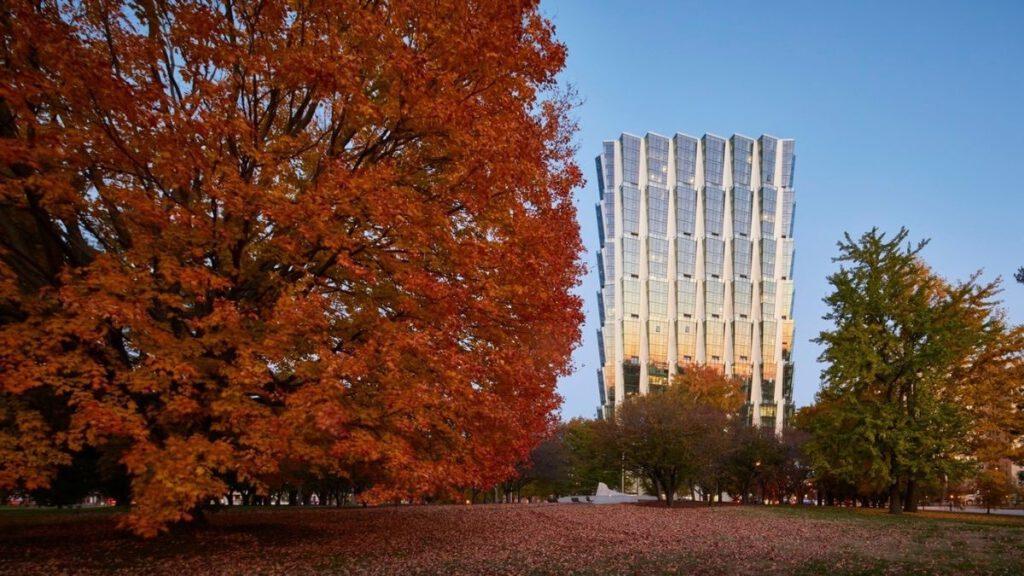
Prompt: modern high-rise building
<box><xmin>595</xmin><ymin>132</ymin><xmax>796</xmax><ymax>432</ymax></box>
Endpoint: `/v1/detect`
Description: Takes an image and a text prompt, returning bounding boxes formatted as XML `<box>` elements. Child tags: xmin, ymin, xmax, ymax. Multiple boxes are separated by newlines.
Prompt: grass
<box><xmin>1</xmin><ymin>503</ymin><xmax>1022</xmax><ymax>575</ymax></box>
<box><xmin>747</xmin><ymin>503</ymin><xmax>1024</xmax><ymax>528</ymax></box>
<box><xmin>745</xmin><ymin>505</ymin><xmax>1024</xmax><ymax>574</ymax></box>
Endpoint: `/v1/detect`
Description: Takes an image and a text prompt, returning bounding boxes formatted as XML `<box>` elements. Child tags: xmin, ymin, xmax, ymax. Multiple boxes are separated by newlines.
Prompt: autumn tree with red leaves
<box><xmin>0</xmin><ymin>0</ymin><xmax>583</xmax><ymax>535</ymax></box>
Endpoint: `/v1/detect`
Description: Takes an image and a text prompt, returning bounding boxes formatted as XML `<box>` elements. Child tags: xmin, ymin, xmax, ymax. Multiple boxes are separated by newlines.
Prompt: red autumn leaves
<box><xmin>0</xmin><ymin>0</ymin><xmax>583</xmax><ymax>535</ymax></box>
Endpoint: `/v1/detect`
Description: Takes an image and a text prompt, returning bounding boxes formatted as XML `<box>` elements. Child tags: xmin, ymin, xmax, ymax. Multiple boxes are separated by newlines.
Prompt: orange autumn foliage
<box><xmin>672</xmin><ymin>364</ymin><xmax>747</xmax><ymax>416</ymax></box>
<box><xmin>0</xmin><ymin>0</ymin><xmax>583</xmax><ymax>536</ymax></box>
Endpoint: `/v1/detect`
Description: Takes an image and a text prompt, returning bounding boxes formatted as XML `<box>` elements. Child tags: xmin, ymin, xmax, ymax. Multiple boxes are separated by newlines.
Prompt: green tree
<box><xmin>599</xmin><ymin>372</ymin><xmax>739</xmax><ymax>507</ymax></box>
<box><xmin>720</xmin><ymin>424</ymin><xmax>785</xmax><ymax>504</ymax></box>
<box><xmin>562</xmin><ymin>418</ymin><xmax>620</xmax><ymax>494</ymax></box>
<box><xmin>811</xmin><ymin>228</ymin><xmax>1002</xmax><ymax>514</ymax></box>
<box><xmin>515</xmin><ymin>426</ymin><xmax>574</xmax><ymax>501</ymax></box>
<box><xmin>975</xmin><ymin>466</ymin><xmax>1017</xmax><ymax>513</ymax></box>
<box><xmin>776</xmin><ymin>428</ymin><xmax>813</xmax><ymax>505</ymax></box>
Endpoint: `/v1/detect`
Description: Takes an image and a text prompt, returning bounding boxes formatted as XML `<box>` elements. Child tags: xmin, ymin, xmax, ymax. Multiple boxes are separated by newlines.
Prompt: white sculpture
<box><xmin>556</xmin><ymin>482</ymin><xmax>657</xmax><ymax>505</ymax></box>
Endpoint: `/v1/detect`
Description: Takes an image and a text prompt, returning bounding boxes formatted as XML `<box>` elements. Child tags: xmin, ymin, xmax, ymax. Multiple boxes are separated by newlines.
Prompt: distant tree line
<box><xmin>490</xmin><ymin>365</ymin><xmax>814</xmax><ymax>508</ymax></box>
<box><xmin>507</xmin><ymin>228</ymin><xmax>1024</xmax><ymax>512</ymax></box>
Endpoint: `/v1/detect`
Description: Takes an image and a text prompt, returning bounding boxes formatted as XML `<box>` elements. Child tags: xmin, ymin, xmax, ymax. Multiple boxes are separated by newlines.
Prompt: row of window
<box><xmin>610</xmin><ymin>134</ymin><xmax>794</xmax><ymax>192</ymax></box>
<box><xmin>606</xmin><ymin>277</ymin><xmax>793</xmax><ymax>321</ymax></box>
<box><xmin>608</xmin><ymin>184</ymin><xmax>793</xmax><ymax>241</ymax></box>
<box><xmin>604</xmin><ymin>361</ymin><xmax>794</xmax><ymax>407</ymax></box>
<box><xmin>608</xmin><ymin>236</ymin><xmax>792</xmax><ymax>281</ymax></box>
<box><xmin>616</xmin><ymin>316</ymin><xmax>787</xmax><ymax>363</ymax></box>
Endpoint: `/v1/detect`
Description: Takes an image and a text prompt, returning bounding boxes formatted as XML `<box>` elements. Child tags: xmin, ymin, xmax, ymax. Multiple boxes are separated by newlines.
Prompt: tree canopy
<box><xmin>805</xmin><ymin>228</ymin><xmax>1023</xmax><ymax>513</ymax></box>
<box><xmin>595</xmin><ymin>366</ymin><xmax>745</xmax><ymax>506</ymax></box>
<box><xmin>0</xmin><ymin>0</ymin><xmax>583</xmax><ymax>536</ymax></box>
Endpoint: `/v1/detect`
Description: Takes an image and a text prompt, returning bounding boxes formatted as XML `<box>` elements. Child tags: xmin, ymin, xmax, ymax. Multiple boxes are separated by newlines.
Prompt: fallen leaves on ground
<box><xmin>1</xmin><ymin>504</ymin><xmax>1022</xmax><ymax>575</ymax></box>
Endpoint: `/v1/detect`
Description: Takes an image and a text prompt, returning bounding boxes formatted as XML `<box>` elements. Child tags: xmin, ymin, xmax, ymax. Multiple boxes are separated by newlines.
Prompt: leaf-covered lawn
<box><xmin>1</xmin><ymin>504</ymin><xmax>1022</xmax><ymax>575</ymax></box>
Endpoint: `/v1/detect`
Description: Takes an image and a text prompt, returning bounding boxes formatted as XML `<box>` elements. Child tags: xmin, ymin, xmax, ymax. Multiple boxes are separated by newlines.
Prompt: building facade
<box><xmin>595</xmin><ymin>132</ymin><xmax>796</xmax><ymax>432</ymax></box>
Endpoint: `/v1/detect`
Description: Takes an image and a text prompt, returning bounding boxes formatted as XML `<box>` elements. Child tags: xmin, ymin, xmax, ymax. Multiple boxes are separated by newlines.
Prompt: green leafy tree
<box><xmin>515</xmin><ymin>426</ymin><xmax>574</xmax><ymax>501</ymax></box>
<box><xmin>776</xmin><ymin>428</ymin><xmax>813</xmax><ymax>505</ymax></box>
<box><xmin>562</xmin><ymin>418</ymin><xmax>620</xmax><ymax>494</ymax></box>
<box><xmin>599</xmin><ymin>371</ymin><xmax>740</xmax><ymax>507</ymax></box>
<box><xmin>720</xmin><ymin>424</ymin><xmax>785</xmax><ymax>504</ymax></box>
<box><xmin>812</xmin><ymin>228</ymin><xmax>1000</xmax><ymax>514</ymax></box>
<box><xmin>975</xmin><ymin>466</ymin><xmax>1017</xmax><ymax>513</ymax></box>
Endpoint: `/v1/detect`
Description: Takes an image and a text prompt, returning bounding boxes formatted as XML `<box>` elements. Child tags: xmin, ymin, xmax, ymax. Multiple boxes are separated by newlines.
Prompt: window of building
<box><xmin>761</xmin><ymin>280</ymin><xmax>776</xmax><ymax>318</ymax></box>
<box><xmin>782</xmin><ymin>320</ymin><xmax>794</xmax><ymax>362</ymax></box>
<box><xmin>648</xmin><ymin>185</ymin><xmax>669</xmax><ymax>238</ymax></box>
<box><xmin>676</xmin><ymin>237</ymin><xmax>697</xmax><ymax>278</ymax></box>
<box><xmin>676</xmin><ymin>186</ymin><xmax>697</xmax><ymax>237</ymax></box>
<box><xmin>762</xmin><ymin>320</ymin><xmax>777</xmax><ymax>364</ymax></box>
<box><xmin>623</xmin><ymin>278</ymin><xmax>641</xmax><ymax>318</ymax></box>
<box><xmin>733</xmin><ymin>238</ymin><xmax>752</xmax><ymax>280</ymax></box>
<box><xmin>779</xmin><ymin>238</ymin><xmax>794</xmax><ymax>280</ymax></box>
<box><xmin>674</xmin><ymin>134</ymin><xmax>698</xmax><ymax>185</ymax></box>
<box><xmin>706</xmin><ymin>279</ymin><xmax>725</xmax><ymax>318</ymax></box>
<box><xmin>623</xmin><ymin>319</ymin><xmax>641</xmax><ymax>362</ymax></box>
<box><xmin>646</xmin><ymin>134</ymin><xmax>670</xmax><ymax>186</ymax></box>
<box><xmin>779</xmin><ymin>281</ymin><xmax>794</xmax><ymax>319</ymax></box>
<box><xmin>760</xmin><ymin>136</ymin><xmax>777</xmax><ymax>185</ymax></box>
<box><xmin>677</xmin><ymin>319</ymin><xmax>697</xmax><ymax>361</ymax></box>
<box><xmin>648</xmin><ymin>319</ymin><xmax>668</xmax><ymax>366</ymax></box>
<box><xmin>760</xmin><ymin>186</ymin><xmax>777</xmax><ymax>239</ymax></box>
<box><xmin>623</xmin><ymin>184</ymin><xmax>640</xmax><ymax>236</ymax></box>
<box><xmin>677</xmin><ymin>278</ymin><xmax>697</xmax><ymax>317</ymax></box>
<box><xmin>781</xmin><ymin>139</ymin><xmax>796</xmax><ymax>189</ymax></box>
<box><xmin>705</xmin><ymin>237</ymin><xmax>725</xmax><ymax>279</ymax></box>
<box><xmin>706</xmin><ymin>321</ymin><xmax>725</xmax><ymax>363</ymax></box>
<box><xmin>602</xmin><ymin>197</ymin><xmax>615</xmax><ymax>242</ymax></box>
<box><xmin>781</xmin><ymin>188</ymin><xmax>795</xmax><ymax>238</ymax></box>
<box><xmin>734</xmin><ymin>279</ymin><xmax>753</xmax><ymax>318</ymax></box>
<box><xmin>761</xmin><ymin>238</ymin><xmax>776</xmax><ymax>279</ymax></box>
<box><xmin>648</xmin><ymin>237</ymin><xmax>668</xmax><ymax>279</ymax></box>
<box><xmin>621</xmin><ymin>134</ymin><xmax>641</xmax><ymax>185</ymax></box>
<box><xmin>733</xmin><ymin>320</ymin><xmax>753</xmax><ymax>361</ymax></box>
<box><xmin>602</xmin><ymin>320</ymin><xmax>615</xmax><ymax>363</ymax></box>
<box><xmin>732</xmin><ymin>187</ymin><xmax>753</xmax><ymax>238</ymax></box>
<box><xmin>649</xmin><ymin>279</ymin><xmax>668</xmax><ymax>318</ymax></box>
<box><xmin>602</xmin><ymin>240</ymin><xmax>615</xmax><ymax>282</ymax></box>
<box><xmin>731</xmin><ymin>136</ymin><xmax>754</xmax><ymax>188</ymax></box>
<box><xmin>602</xmin><ymin>283</ymin><xmax>615</xmax><ymax>319</ymax></box>
<box><xmin>623</xmin><ymin>236</ymin><xmax>640</xmax><ymax>277</ymax></box>
<box><xmin>705</xmin><ymin>186</ymin><xmax>725</xmax><ymax>237</ymax></box>
<box><xmin>703</xmin><ymin>135</ymin><xmax>726</xmax><ymax>186</ymax></box>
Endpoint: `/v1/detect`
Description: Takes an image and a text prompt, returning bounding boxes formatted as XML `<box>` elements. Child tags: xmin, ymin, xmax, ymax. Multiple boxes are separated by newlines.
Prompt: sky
<box><xmin>546</xmin><ymin>0</ymin><xmax>1024</xmax><ymax>419</ymax></box>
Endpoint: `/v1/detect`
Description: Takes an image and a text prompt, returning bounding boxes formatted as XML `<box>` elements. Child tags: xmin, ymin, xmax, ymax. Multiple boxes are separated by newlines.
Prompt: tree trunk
<box><xmin>888</xmin><ymin>481</ymin><xmax>902</xmax><ymax>514</ymax></box>
<box><xmin>664</xmin><ymin>471</ymin><xmax>678</xmax><ymax>508</ymax></box>
<box><xmin>903</xmin><ymin>479</ymin><xmax>918</xmax><ymax>512</ymax></box>
<box><xmin>649</xmin><ymin>475</ymin><xmax>663</xmax><ymax>502</ymax></box>
<box><xmin>887</xmin><ymin>449</ymin><xmax>902</xmax><ymax>514</ymax></box>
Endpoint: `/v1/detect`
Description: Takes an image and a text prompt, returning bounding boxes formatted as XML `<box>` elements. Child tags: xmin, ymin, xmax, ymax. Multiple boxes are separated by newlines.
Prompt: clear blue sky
<box><xmin>547</xmin><ymin>0</ymin><xmax>1024</xmax><ymax>419</ymax></box>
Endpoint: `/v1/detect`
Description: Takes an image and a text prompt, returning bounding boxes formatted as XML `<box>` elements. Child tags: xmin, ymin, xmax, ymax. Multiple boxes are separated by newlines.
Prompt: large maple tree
<box><xmin>0</xmin><ymin>0</ymin><xmax>583</xmax><ymax>535</ymax></box>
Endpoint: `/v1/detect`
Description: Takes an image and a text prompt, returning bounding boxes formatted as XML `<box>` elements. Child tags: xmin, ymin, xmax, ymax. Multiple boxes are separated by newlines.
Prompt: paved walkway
<box><xmin>921</xmin><ymin>505</ymin><xmax>1024</xmax><ymax>517</ymax></box>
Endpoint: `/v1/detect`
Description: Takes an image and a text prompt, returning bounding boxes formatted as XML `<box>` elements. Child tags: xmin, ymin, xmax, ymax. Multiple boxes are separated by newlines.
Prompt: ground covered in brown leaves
<box><xmin>2</xmin><ymin>504</ymin><xmax>1022</xmax><ymax>575</ymax></box>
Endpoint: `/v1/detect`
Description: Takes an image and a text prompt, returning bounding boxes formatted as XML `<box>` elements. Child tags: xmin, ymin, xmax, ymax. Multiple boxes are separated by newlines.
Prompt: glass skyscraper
<box><xmin>596</xmin><ymin>132</ymin><xmax>796</xmax><ymax>432</ymax></box>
